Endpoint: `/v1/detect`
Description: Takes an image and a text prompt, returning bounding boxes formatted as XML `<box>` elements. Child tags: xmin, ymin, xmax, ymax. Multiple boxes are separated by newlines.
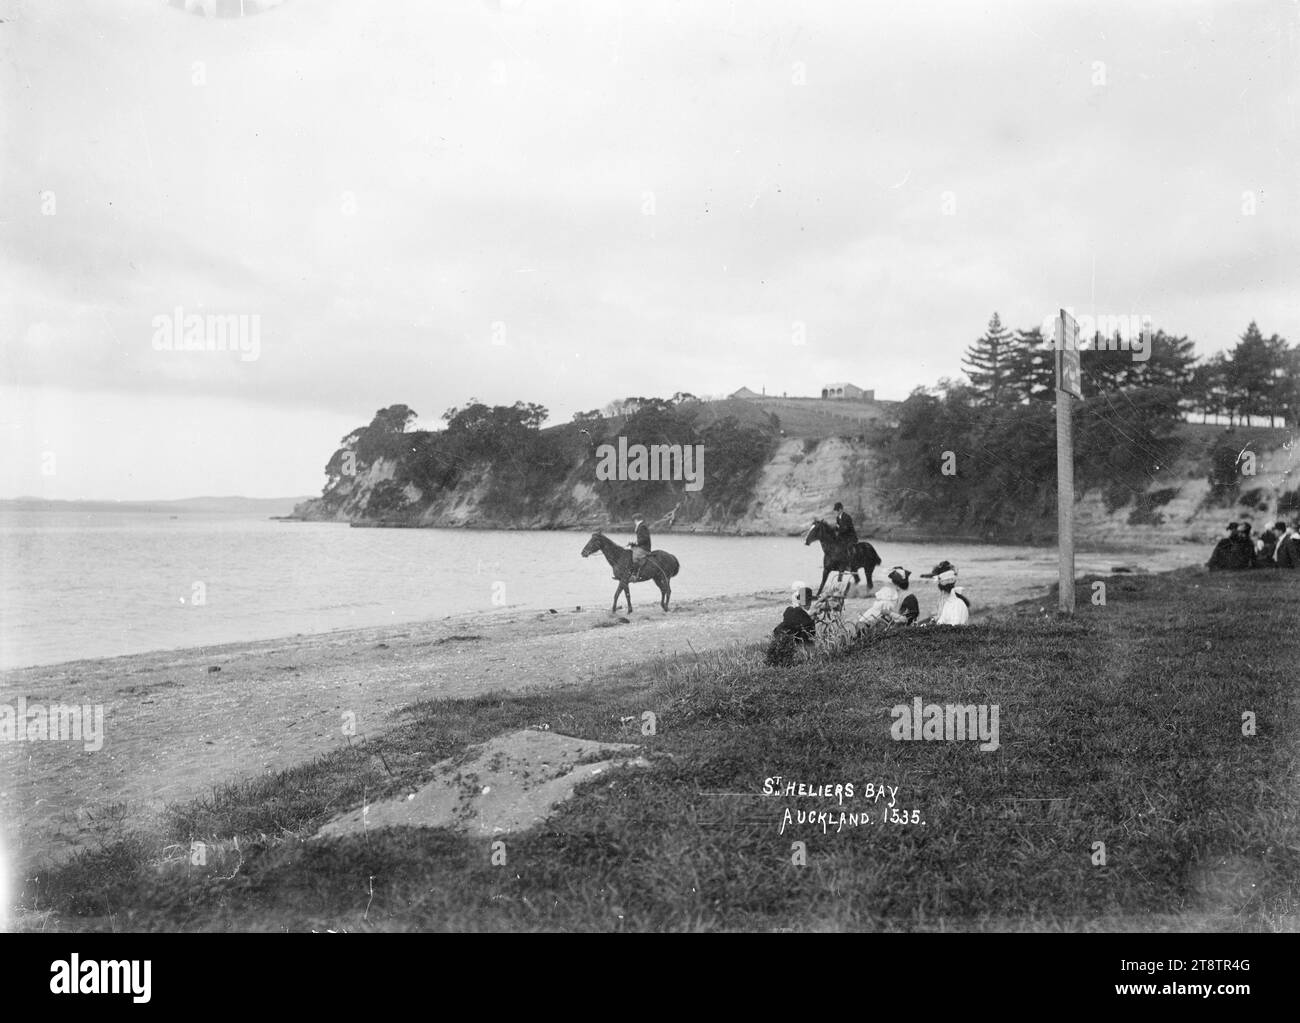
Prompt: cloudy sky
<box><xmin>2</xmin><ymin>0</ymin><xmax>1297</xmax><ymax>500</ymax></box>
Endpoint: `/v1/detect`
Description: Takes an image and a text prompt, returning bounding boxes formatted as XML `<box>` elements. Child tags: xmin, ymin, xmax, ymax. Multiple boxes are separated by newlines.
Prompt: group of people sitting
<box><xmin>1207</xmin><ymin>520</ymin><xmax>1300</xmax><ymax>571</ymax></box>
<box><xmin>773</xmin><ymin>560</ymin><xmax>972</xmax><ymax>649</ymax></box>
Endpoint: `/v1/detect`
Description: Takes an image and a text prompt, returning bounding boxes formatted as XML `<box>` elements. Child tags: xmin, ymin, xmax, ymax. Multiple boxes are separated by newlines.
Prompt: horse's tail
<box><xmin>859</xmin><ymin>541</ymin><xmax>882</xmax><ymax>568</ymax></box>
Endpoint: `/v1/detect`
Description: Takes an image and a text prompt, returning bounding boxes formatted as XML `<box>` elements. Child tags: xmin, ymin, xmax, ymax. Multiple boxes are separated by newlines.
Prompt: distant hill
<box><xmin>1</xmin><ymin>496</ymin><xmax>314</xmax><ymax>516</ymax></box>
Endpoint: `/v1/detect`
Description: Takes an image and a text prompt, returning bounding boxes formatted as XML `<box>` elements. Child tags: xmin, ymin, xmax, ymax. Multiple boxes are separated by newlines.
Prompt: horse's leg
<box><xmin>816</xmin><ymin>562</ymin><xmax>831</xmax><ymax>596</ymax></box>
<box><xmin>659</xmin><ymin>578</ymin><xmax>670</xmax><ymax>611</ymax></box>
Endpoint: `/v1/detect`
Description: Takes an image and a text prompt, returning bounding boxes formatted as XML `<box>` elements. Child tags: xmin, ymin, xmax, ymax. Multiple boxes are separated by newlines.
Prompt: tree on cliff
<box><xmin>370</xmin><ymin>405</ymin><xmax>418</xmax><ymax>433</ymax></box>
<box><xmin>320</xmin><ymin>409</ymin><xmax>419</xmax><ymax>493</ymax></box>
<box><xmin>962</xmin><ymin>313</ymin><xmax>1016</xmax><ymax>404</ymax></box>
<box><xmin>355</xmin><ymin>404</ymin><xmax>419</xmax><ymax>465</ymax></box>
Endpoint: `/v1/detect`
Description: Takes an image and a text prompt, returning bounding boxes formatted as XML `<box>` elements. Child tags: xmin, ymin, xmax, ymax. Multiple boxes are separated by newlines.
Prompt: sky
<box><xmin>1</xmin><ymin>0</ymin><xmax>1297</xmax><ymax>500</ymax></box>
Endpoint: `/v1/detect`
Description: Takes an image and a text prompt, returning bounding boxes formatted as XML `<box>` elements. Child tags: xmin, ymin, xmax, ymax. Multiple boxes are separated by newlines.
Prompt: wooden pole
<box><xmin>1056</xmin><ymin>381</ymin><xmax>1075</xmax><ymax>614</ymax></box>
<box><xmin>1056</xmin><ymin>310</ymin><xmax>1076</xmax><ymax>614</ymax></box>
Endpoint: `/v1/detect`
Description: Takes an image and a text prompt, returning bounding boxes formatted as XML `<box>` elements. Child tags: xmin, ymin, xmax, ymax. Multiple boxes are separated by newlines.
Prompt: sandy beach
<box><xmin>1</xmin><ymin>590</ymin><xmax>807</xmax><ymax>868</ymax></box>
<box><xmin>1</xmin><ymin>547</ymin><xmax>1192</xmax><ymax>871</ymax></box>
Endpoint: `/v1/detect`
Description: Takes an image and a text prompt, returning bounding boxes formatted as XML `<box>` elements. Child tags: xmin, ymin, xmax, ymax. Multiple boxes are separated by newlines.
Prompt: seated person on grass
<box><xmin>919</xmin><ymin>561</ymin><xmax>970</xmax><ymax>627</ymax></box>
<box><xmin>1207</xmin><ymin>522</ymin><xmax>1252</xmax><ymax>571</ymax></box>
<box><xmin>773</xmin><ymin>585</ymin><xmax>817</xmax><ymax>646</ymax></box>
<box><xmin>1257</xmin><ymin>522</ymin><xmax>1284</xmax><ymax>567</ymax></box>
<box><xmin>858</xmin><ymin>566</ymin><xmax>920</xmax><ymax>629</ymax></box>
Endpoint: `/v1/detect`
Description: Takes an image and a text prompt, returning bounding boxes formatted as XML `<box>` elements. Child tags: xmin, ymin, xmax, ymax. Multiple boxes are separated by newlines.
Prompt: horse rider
<box><xmin>832</xmin><ymin>502</ymin><xmax>858</xmax><ymax>545</ymax></box>
<box><xmin>628</xmin><ymin>514</ymin><xmax>652</xmax><ymax>579</ymax></box>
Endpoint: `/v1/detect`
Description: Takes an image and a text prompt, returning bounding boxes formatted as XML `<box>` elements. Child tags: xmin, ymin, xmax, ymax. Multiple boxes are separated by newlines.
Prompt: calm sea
<box><xmin>0</xmin><ymin>509</ymin><xmax>1195</xmax><ymax>669</ymax></box>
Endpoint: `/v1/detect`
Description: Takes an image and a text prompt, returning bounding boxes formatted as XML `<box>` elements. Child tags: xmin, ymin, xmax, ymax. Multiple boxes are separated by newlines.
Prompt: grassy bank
<box><xmin>16</xmin><ymin>568</ymin><xmax>1300</xmax><ymax>932</ymax></box>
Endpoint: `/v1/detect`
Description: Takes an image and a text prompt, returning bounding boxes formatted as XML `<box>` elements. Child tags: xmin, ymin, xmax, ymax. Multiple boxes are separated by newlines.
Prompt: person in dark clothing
<box><xmin>1258</xmin><ymin>521</ymin><xmax>1284</xmax><ymax>567</ymax></box>
<box><xmin>1208</xmin><ymin>522</ymin><xmax>1252</xmax><ymax>571</ymax></box>
<box><xmin>774</xmin><ymin>586</ymin><xmax>817</xmax><ymax>645</ymax></box>
<box><xmin>832</xmin><ymin>501</ymin><xmax>858</xmax><ymax>544</ymax></box>
<box><xmin>1235</xmin><ymin>522</ymin><xmax>1257</xmax><ymax>568</ymax></box>
<box><xmin>627</xmin><ymin>515</ymin><xmax>652</xmax><ymax>579</ymax></box>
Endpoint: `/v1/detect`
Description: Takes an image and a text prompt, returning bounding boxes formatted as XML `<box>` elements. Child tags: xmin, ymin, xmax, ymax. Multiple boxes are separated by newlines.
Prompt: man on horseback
<box><xmin>832</xmin><ymin>502</ymin><xmax>858</xmax><ymax>545</ymax></box>
<box><xmin>830</xmin><ymin>502</ymin><xmax>862</xmax><ymax>584</ymax></box>
<box><xmin>627</xmin><ymin>515</ymin><xmax>652</xmax><ymax>580</ymax></box>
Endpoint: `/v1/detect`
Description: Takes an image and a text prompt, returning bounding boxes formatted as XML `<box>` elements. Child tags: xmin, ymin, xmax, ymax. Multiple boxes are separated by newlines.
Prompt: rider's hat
<box><xmin>833</xmin><ymin>502</ymin><xmax>844</xmax><ymax>511</ymax></box>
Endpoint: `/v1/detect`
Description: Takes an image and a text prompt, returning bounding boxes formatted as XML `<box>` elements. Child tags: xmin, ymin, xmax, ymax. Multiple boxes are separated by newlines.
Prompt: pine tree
<box><xmin>1005</xmin><ymin>326</ymin><xmax>1055</xmax><ymax>402</ymax></box>
<box><xmin>1229</xmin><ymin>322</ymin><xmax>1289</xmax><ymax>426</ymax></box>
<box><xmin>1080</xmin><ymin>330</ymin><xmax>1134</xmax><ymax>396</ymax></box>
<box><xmin>962</xmin><ymin>313</ymin><xmax>1015</xmax><ymax>404</ymax></box>
<box><xmin>1279</xmin><ymin>344</ymin><xmax>1300</xmax><ymax>428</ymax></box>
<box><xmin>1139</xmin><ymin>330</ymin><xmax>1198</xmax><ymax>394</ymax></box>
<box><xmin>1191</xmin><ymin>354</ymin><xmax>1233</xmax><ymax>424</ymax></box>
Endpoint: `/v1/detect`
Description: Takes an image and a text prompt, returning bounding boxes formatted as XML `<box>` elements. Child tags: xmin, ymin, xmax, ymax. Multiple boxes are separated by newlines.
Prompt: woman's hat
<box><xmin>920</xmin><ymin>560</ymin><xmax>957</xmax><ymax>578</ymax></box>
<box><xmin>887</xmin><ymin>566</ymin><xmax>910</xmax><ymax>585</ymax></box>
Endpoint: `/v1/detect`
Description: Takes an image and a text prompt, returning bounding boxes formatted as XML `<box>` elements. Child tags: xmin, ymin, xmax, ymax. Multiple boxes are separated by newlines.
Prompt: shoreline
<box><xmin>0</xmin><ymin>552</ymin><xmax>1189</xmax><ymax>870</ymax></box>
<box><xmin>0</xmin><ymin>590</ymin><xmax>805</xmax><ymax>868</ymax></box>
<box><xmin>3</xmin><ymin>534</ymin><xmax>1195</xmax><ymax>674</ymax></box>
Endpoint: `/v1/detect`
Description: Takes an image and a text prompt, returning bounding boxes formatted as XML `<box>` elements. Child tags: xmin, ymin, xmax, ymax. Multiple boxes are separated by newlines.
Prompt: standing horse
<box><xmin>804</xmin><ymin>519</ymin><xmax>881</xmax><ymax>595</ymax></box>
<box><xmin>581</xmin><ymin>532</ymin><xmax>680</xmax><ymax>613</ymax></box>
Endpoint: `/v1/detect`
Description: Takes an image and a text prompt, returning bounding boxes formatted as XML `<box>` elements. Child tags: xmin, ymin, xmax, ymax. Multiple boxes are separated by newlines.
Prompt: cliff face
<box><xmin>291</xmin><ymin>429</ymin><xmax>1299</xmax><ymax>545</ymax></box>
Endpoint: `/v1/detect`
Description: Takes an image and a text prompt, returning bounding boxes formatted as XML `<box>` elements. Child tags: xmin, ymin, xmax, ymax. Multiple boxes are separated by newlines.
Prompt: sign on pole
<box><xmin>1056</xmin><ymin>309</ymin><xmax>1083</xmax><ymax>400</ymax></box>
<box><xmin>1055</xmin><ymin>309</ymin><xmax>1080</xmax><ymax>613</ymax></box>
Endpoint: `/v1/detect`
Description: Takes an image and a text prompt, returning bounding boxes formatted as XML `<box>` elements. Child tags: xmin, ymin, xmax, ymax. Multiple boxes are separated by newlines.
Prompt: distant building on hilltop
<box><xmin>821</xmin><ymin>382</ymin><xmax>873</xmax><ymax>401</ymax></box>
<box><xmin>730</xmin><ymin>386</ymin><xmax>762</xmax><ymax>399</ymax></box>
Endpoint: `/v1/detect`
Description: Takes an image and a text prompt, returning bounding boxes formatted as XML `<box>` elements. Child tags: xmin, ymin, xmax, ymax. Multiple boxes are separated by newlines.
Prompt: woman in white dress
<box><xmin>858</xmin><ymin>567</ymin><xmax>919</xmax><ymax>628</ymax></box>
<box><xmin>920</xmin><ymin>561</ymin><xmax>971</xmax><ymax>626</ymax></box>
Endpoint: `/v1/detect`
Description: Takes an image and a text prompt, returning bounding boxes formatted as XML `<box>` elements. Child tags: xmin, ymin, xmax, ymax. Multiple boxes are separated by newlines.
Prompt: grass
<box><xmin>14</xmin><ymin>568</ymin><xmax>1300</xmax><ymax>932</ymax></box>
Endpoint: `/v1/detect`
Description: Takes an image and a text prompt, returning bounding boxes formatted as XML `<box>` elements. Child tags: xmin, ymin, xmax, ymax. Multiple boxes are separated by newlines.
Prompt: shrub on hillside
<box><xmin>877</xmin><ymin>382</ymin><xmax>1184</xmax><ymax>535</ymax></box>
<box><xmin>365</xmin><ymin>480</ymin><xmax>410</xmax><ymax>518</ymax></box>
<box><xmin>1238</xmin><ymin>487</ymin><xmax>1269</xmax><ymax>512</ymax></box>
<box><xmin>1127</xmin><ymin>487</ymin><xmax>1179</xmax><ymax>526</ymax></box>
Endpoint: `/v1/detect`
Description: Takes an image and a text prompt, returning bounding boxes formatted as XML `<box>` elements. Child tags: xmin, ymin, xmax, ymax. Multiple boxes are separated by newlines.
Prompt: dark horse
<box><xmin>581</xmin><ymin>532</ymin><xmax>680</xmax><ymax>613</ymax></box>
<box><xmin>804</xmin><ymin>518</ymin><xmax>881</xmax><ymax>595</ymax></box>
